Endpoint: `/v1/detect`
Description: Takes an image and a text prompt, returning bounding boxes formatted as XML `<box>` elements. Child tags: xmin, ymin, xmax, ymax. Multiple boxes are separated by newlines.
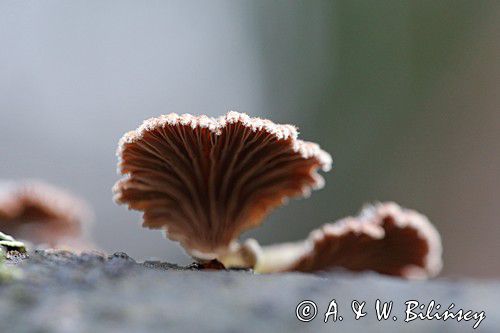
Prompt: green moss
<box><xmin>0</xmin><ymin>231</ymin><xmax>26</xmax><ymax>253</ymax></box>
<box><xmin>0</xmin><ymin>232</ymin><xmax>24</xmax><ymax>282</ymax></box>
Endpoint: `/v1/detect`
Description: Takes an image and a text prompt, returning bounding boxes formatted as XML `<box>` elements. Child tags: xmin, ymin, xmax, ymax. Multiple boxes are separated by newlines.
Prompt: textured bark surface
<box><xmin>0</xmin><ymin>250</ymin><xmax>498</xmax><ymax>333</ymax></box>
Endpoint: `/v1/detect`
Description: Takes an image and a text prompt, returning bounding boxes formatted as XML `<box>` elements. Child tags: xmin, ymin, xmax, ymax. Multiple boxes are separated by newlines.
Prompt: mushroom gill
<box><xmin>254</xmin><ymin>202</ymin><xmax>442</xmax><ymax>278</ymax></box>
<box><xmin>113</xmin><ymin>112</ymin><xmax>332</xmax><ymax>260</ymax></box>
<box><xmin>0</xmin><ymin>180</ymin><xmax>91</xmax><ymax>247</ymax></box>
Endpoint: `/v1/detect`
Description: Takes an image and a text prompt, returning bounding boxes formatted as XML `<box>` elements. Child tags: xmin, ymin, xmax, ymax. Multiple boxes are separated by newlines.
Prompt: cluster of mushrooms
<box><xmin>0</xmin><ymin>112</ymin><xmax>442</xmax><ymax>279</ymax></box>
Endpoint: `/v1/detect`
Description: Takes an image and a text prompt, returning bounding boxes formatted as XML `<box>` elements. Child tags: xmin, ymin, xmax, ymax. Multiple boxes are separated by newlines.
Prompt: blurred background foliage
<box><xmin>1</xmin><ymin>1</ymin><xmax>499</xmax><ymax>277</ymax></box>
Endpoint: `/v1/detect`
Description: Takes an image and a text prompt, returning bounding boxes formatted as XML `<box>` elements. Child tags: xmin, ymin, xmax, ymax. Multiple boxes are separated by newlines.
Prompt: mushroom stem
<box><xmin>253</xmin><ymin>241</ymin><xmax>310</xmax><ymax>274</ymax></box>
<box><xmin>217</xmin><ymin>239</ymin><xmax>262</xmax><ymax>270</ymax></box>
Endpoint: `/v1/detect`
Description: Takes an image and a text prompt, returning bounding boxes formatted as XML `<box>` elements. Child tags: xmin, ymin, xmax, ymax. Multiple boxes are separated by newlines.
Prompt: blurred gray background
<box><xmin>1</xmin><ymin>1</ymin><xmax>499</xmax><ymax>277</ymax></box>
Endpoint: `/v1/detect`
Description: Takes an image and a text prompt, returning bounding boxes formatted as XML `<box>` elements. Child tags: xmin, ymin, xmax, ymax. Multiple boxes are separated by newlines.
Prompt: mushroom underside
<box><xmin>115</xmin><ymin>113</ymin><xmax>331</xmax><ymax>258</ymax></box>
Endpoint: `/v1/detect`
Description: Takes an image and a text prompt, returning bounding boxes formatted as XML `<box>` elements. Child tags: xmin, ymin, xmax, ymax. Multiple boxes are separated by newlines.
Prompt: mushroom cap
<box><xmin>114</xmin><ymin>111</ymin><xmax>332</xmax><ymax>259</ymax></box>
<box><xmin>256</xmin><ymin>202</ymin><xmax>442</xmax><ymax>278</ymax></box>
<box><xmin>0</xmin><ymin>180</ymin><xmax>91</xmax><ymax>246</ymax></box>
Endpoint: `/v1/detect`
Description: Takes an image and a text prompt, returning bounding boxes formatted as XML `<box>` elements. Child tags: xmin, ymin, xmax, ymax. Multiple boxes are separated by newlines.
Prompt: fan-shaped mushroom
<box><xmin>0</xmin><ymin>180</ymin><xmax>91</xmax><ymax>247</ymax></box>
<box><xmin>114</xmin><ymin>112</ymin><xmax>332</xmax><ymax>261</ymax></box>
<box><xmin>253</xmin><ymin>202</ymin><xmax>442</xmax><ymax>278</ymax></box>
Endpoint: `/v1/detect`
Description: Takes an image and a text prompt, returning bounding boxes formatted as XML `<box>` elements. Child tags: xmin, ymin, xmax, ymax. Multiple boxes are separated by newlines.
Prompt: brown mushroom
<box><xmin>0</xmin><ymin>180</ymin><xmax>91</xmax><ymax>247</ymax></box>
<box><xmin>114</xmin><ymin>112</ymin><xmax>332</xmax><ymax>261</ymax></box>
<box><xmin>254</xmin><ymin>202</ymin><xmax>442</xmax><ymax>278</ymax></box>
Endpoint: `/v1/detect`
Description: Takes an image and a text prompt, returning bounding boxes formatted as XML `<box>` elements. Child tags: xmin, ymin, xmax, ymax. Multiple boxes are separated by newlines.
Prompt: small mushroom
<box><xmin>114</xmin><ymin>112</ymin><xmax>332</xmax><ymax>262</ymax></box>
<box><xmin>0</xmin><ymin>180</ymin><xmax>91</xmax><ymax>247</ymax></box>
<box><xmin>253</xmin><ymin>202</ymin><xmax>442</xmax><ymax>278</ymax></box>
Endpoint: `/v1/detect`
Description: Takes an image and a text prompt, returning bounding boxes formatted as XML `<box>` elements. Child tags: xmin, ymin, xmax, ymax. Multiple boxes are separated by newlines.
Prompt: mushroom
<box><xmin>114</xmin><ymin>112</ymin><xmax>332</xmax><ymax>263</ymax></box>
<box><xmin>253</xmin><ymin>202</ymin><xmax>442</xmax><ymax>278</ymax></box>
<box><xmin>0</xmin><ymin>180</ymin><xmax>91</xmax><ymax>247</ymax></box>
